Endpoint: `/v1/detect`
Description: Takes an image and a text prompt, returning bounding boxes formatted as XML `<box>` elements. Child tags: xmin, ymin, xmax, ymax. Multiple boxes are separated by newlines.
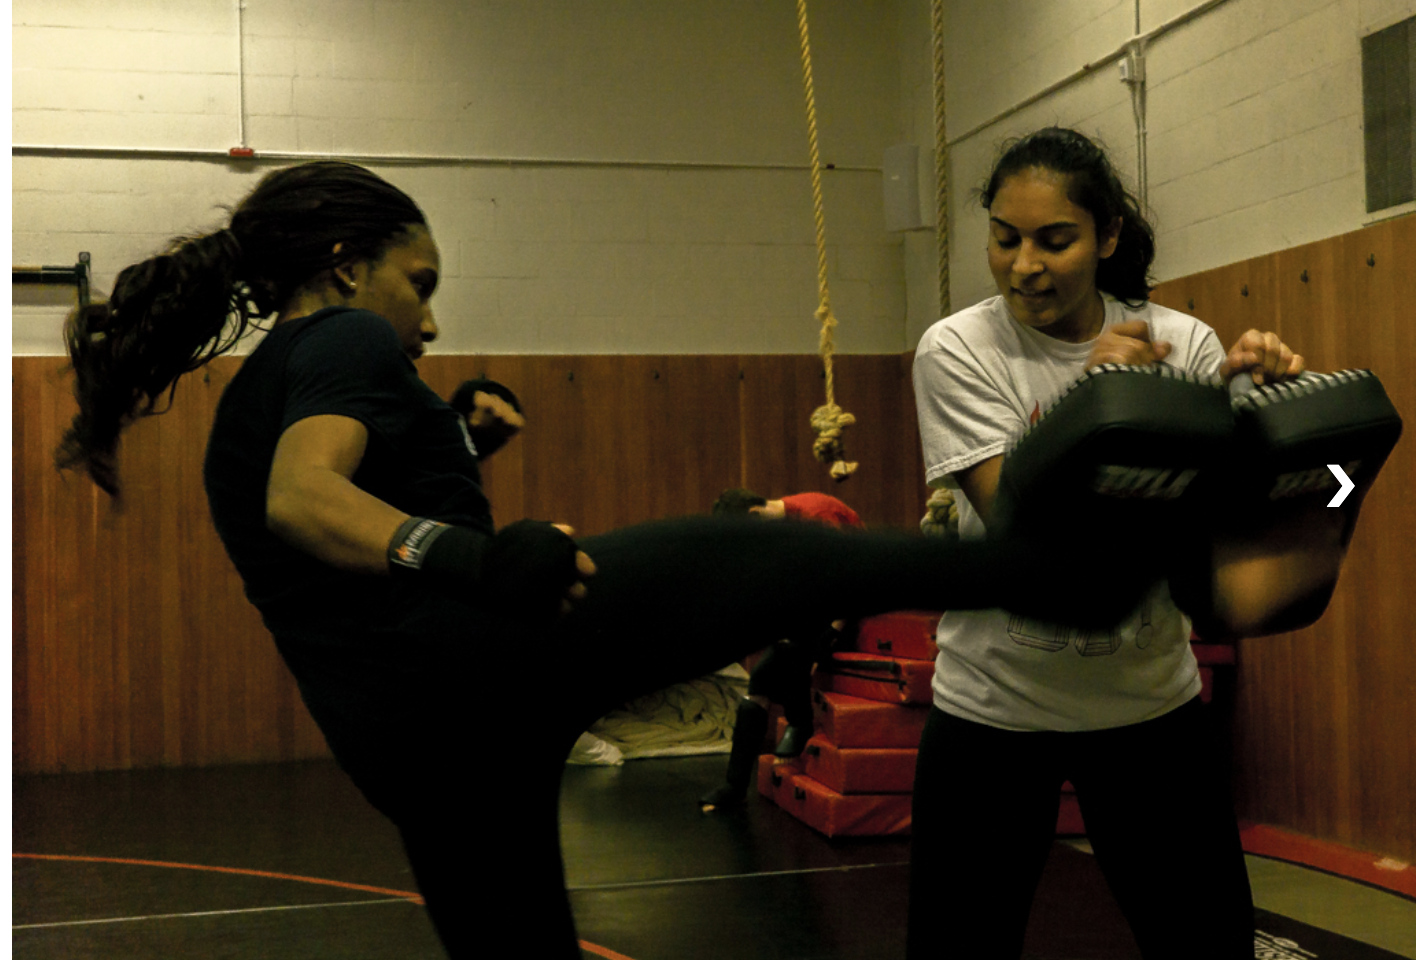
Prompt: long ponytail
<box><xmin>56</xmin><ymin>229</ymin><xmax>258</xmax><ymax>495</ymax></box>
<box><xmin>54</xmin><ymin>160</ymin><xmax>426</xmax><ymax>496</ymax></box>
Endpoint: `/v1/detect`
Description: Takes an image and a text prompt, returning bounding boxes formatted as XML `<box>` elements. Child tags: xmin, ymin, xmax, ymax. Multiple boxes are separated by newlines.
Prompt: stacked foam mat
<box><xmin>756</xmin><ymin>612</ymin><xmax>1239</xmax><ymax>839</ymax></box>
<box><xmin>757</xmin><ymin>611</ymin><xmax>938</xmax><ymax>838</ymax></box>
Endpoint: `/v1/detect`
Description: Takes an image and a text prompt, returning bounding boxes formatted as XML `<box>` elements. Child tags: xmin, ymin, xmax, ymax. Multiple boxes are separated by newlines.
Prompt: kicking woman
<box><xmin>59</xmin><ymin>159</ymin><xmax>1166</xmax><ymax>958</ymax></box>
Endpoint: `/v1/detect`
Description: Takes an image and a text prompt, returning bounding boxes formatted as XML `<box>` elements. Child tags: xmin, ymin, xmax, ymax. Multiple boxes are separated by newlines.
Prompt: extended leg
<box><xmin>562</xmin><ymin>516</ymin><xmax>1158</xmax><ymax>718</ymax></box>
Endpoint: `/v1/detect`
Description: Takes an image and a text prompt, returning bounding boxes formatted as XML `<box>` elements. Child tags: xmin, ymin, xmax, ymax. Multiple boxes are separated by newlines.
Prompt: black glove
<box><xmin>389</xmin><ymin>517</ymin><xmax>578</xmax><ymax>622</ymax></box>
<box><xmin>449</xmin><ymin>377</ymin><xmax>523</xmax><ymax>418</ymax></box>
<box><xmin>479</xmin><ymin>519</ymin><xmax>582</xmax><ymax>620</ymax></box>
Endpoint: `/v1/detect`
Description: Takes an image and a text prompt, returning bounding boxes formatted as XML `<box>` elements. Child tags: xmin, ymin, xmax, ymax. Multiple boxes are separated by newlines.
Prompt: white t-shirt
<box><xmin>913</xmin><ymin>293</ymin><xmax>1227</xmax><ymax>731</ymax></box>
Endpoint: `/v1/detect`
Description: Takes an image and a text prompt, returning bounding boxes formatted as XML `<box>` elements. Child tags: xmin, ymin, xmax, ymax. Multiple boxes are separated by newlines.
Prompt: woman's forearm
<box><xmin>266</xmin><ymin>464</ymin><xmax>408</xmax><ymax>575</ymax></box>
<box><xmin>1195</xmin><ymin>506</ymin><xmax>1348</xmax><ymax>639</ymax></box>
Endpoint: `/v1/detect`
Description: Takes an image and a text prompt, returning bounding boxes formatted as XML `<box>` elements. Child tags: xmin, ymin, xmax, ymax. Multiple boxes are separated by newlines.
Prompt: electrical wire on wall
<box><xmin>944</xmin><ymin>0</ymin><xmax>1234</xmax><ymax>154</ymax></box>
<box><xmin>1120</xmin><ymin>37</ymin><xmax>1149</xmax><ymax>212</ymax></box>
<box><xmin>18</xmin><ymin>0</ymin><xmax>882</xmax><ymax>172</ymax></box>
<box><xmin>1125</xmin><ymin>0</ymin><xmax>1149</xmax><ymax>211</ymax></box>
<box><xmin>233</xmin><ymin>0</ymin><xmax>252</xmax><ymax>157</ymax></box>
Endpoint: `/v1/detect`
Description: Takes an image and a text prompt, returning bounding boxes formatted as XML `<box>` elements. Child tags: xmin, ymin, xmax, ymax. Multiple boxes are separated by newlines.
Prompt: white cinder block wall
<box><xmin>12</xmin><ymin>0</ymin><xmax>906</xmax><ymax>356</ymax></box>
<box><xmin>897</xmin><ymin>0</ymin><xmax>1416</xmax><ymax>347</ymax></box>
<box><xmin>12</xmin><ymin>0</ymin><xmax>1415</xmax><ymax>356</ymax></box>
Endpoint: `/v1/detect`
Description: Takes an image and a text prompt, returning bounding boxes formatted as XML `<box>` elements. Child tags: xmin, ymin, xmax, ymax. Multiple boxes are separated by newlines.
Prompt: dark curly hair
<box><xmin>979</xmin><ymin>127</ymin><xmax>1155</xmax><ymax>304</ymax></box>
<box><xmin>712</xmin><ymin>488</ymin><xmax>768</xmax><ymax>517</ymax></box>
<box><xmin>56</xmin><ymin>161</ymin><xmax>427</xmax><ymax>495</ymax></box>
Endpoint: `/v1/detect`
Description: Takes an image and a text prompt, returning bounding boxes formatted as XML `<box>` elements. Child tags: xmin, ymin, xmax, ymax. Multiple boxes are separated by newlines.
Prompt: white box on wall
<box><xmin>882</xmin><ymin>143</ymin><xmax>934</xmax><ymax>232</ymax></box>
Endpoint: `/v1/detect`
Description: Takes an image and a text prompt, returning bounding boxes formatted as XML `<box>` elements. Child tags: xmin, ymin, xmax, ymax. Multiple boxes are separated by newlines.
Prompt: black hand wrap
<box><xmin>449</xmin><ymin>377</ymin><xmax>523</xmax><ymax>417</ymax></box>
<box><xmin>388</xmin><ymin>517</ymin><xmax>579</xmax><ymax>620</ymax></box>
<box><xmin>449</xmin><ymin>377</ymin><xmax>524</xmax><ymax>459</ymax></box>
<box><xmin>477</xmin><ymin>519</ymin><xmax>582</xmax><ymax>621</ymax></box>
<box><xmin>388</xmin><ymin>516</ymin><xmax>490</xmax><ymax>596</ymax></box>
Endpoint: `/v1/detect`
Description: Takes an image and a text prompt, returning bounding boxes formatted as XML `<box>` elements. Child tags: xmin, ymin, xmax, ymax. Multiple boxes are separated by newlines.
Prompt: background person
<box><xmin>701</xmin><ymin>489</ymin><xmax>862</xmax><ymax>812</ymax></box>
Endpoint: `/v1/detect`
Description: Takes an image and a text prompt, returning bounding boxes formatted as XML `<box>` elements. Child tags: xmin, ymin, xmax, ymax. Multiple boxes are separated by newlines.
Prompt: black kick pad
<box><xmin>991</xmin><ymin>364</ymin><xmax>1233</xmax><ymax>541</ymax></box>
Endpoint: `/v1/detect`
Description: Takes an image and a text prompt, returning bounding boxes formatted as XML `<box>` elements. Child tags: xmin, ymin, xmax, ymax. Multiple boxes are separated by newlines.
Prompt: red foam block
<box><xmin>854</xmin><ymin>611</ymin><xmax>942</xmax><ymax>661</ymax></box>
<box><xmin>812</xmin><ymin>691</ymin><xmax>930</xmax><ymax>748</ymax></box>
<box><xmin>801</xmin><ymin>732</ymin><xmax>918</xmax><ymax>794</ymax></box>
<box><xmin>775</xmin><ymin>771</ymin><xmax>912</xmax><ymax>838</ymax></box>
<box><xmin>814</xmin><ymin>652</ymin><xmax>935</xmax><ymax>705</ymax></box>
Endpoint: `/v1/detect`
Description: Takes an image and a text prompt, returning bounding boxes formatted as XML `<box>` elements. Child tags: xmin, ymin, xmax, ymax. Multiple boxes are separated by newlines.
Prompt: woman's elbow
<box><xmin>1196</xmin><ymin>562</ymin><xmax>1342</xmax><ymax>640</ymax></box>
<box><xmin>264</xmin><ymin>474</ymin><xmax>308</xmax><ymax>543</ymax></box>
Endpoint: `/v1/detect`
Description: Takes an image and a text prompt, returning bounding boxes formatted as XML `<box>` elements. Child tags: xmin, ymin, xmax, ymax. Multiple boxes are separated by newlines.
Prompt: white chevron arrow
<box><xmin>1326</xmin><ymin>464</ymin><xmax>1354</xmax><ymax>507</ymax></box>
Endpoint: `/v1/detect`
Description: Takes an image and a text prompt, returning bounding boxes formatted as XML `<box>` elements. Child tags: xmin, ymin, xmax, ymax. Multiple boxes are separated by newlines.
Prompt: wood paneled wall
<box><xmin>13</xmin><ymin>352</ymin><xmax>923</xmax><ymax>775</ymax></box>
<box><xmin>415</xmin><ymin>354</ymin><xmax>926</xmax><ymax>535</ymax></box>
<box><xmin>13</xmin><ymin>217</ymin><xmax>1414</xmax><ymax>863</ymax></box>
<box><xmin>1150</xmin><ymin>215</ymin><xmax>1415</xmax><ymax>860</ymax></box>
<box><xmin>14</xmin><ymin>359</ymin><xmax>328</xmax><ymax>773</ymax></box>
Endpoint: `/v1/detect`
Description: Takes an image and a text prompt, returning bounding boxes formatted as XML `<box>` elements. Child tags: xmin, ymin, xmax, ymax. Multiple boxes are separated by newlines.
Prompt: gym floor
<box><xmin>12</xmin><ymin>755</ymin><xmax>1415</xmax><ymax>959</ymax></box>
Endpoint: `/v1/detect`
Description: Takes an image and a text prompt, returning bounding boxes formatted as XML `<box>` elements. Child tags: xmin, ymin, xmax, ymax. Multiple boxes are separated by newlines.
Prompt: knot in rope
<box><xmin>811</xmin><ymin>402</ymin><xmax>858</xmax><ymax>481</ymax></box>
<box><xmin>920</xmin><ymin>486</ymin><xmax>958</xmax><ymax>537</ymax></box>
<box><xmin>797</xmin><ymin>0</ymin><xmax>858</xmax><ymax>482</ymax></box>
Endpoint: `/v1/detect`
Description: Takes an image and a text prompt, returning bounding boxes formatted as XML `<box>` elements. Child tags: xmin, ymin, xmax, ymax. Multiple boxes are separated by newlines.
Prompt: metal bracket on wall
<box><xmin>13</xmin><ymin>251</ymin><xmax>91</xmax><ymax>308</ymax></box>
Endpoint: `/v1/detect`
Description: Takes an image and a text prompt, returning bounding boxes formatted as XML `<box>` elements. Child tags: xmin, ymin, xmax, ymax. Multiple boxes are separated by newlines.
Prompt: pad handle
<box><xmin>1226</xmin><ymin>372</ymin><xmax>1255</xmax><ymax>400</ymax></box>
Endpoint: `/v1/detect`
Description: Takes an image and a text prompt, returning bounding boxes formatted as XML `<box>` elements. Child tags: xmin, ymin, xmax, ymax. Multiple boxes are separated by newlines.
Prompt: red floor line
<box><xmin>12</xmin><ymin>853</ymin><xmax>426</xmax><ymax>902</ymax></box>
<box><xmin>15</xmin><ymin>853</ymin><xmax>642</xmax><ymax>959</ymax></box>
<box><xmin>26</xmin><ymin>836</ymin><xmax>1405</xmax><ymax>957</ymax></box>
<box><xmin>578</xmin><ymin>941</ymin><xmax>639</xmax><ymax>960</ymax></box>
<box><xmin>1238</xmin><ymin>824</ymin><xmax>1416</xmax><ymax>899</ymax></box>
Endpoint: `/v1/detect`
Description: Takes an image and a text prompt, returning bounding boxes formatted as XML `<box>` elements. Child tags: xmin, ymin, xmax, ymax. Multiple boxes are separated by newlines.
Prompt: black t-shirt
<box><xmin>203</xmin><ymin>308</ymin><xmax>494</xmax><ymax>724</ymax></box>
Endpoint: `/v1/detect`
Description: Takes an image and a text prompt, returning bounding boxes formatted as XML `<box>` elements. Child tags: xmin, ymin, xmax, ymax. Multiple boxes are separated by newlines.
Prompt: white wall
<box><xmin>13</xmin><ymin>0</ymin><xmax>1415</xmax><ymax>356</ymax></box>
<box><xmin>899</xmin><ymin>0</ymin><xmax>1416</xmax><ymax>347</ymax></box>
<box><xmin>12</xmin><ymin>0</ymin><xmax>908</xmax><ymax>355</ymax></box>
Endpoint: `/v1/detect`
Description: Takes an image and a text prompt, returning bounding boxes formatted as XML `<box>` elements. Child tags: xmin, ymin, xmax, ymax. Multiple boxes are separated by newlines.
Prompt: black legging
<box><xmin>907</xmin><ymin>698</ymin><xmax>1254</xmax><ymax>959</ymax></box>
<box><xmin>340</xmin><ymin>517</ymin><xmax>1162</xmax><ymax>958</ymax></box>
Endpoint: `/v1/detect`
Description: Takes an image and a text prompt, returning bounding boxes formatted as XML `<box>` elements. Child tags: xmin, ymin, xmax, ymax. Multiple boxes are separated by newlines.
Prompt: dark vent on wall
<box><xmin>1362</xmin><ymin>16</ymin><xmax>1415</xmax><ymax>213</ymax></box>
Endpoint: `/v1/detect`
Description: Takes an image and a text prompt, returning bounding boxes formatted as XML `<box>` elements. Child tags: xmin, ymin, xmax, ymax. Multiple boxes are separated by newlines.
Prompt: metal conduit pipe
<box><xmin>9</xmin><ymin>144</ymin><xmax>878</xmax><ymax>172</ymax></box>
<box><xmin>946</xmin><ymin>0</ymin><xmax>1237</xmax><ymax>149</ymax></box>
<box><xmin>18</xmin><ymin>0</ymin><xmax>882</xmax><ymax>172</ymax></box>
<box><xmin>1133</xmin><ymin>0</ymin><xmax>1147</xmax><ymax>208</ymax></box>
<box><xmin>236</xmin><ymin>0</ymin><xmax>248</xmax><ymax>151</ymax></box>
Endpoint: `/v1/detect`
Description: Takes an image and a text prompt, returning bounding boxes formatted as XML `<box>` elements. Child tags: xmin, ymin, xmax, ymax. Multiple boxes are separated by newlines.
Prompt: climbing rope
<box><xmin>931</xmin><ymin>0</ymin><xmax>951</xmax><ymax>318</ymax></box>
<box><xmin>796</xmin><ymin>0</ymin><xmax>857</xmax><ymax>481</ymax></box>
<box><xmin>922</xmin><ymin>0</ymin><xmax>956</xmax><ymax>525</ymax></box>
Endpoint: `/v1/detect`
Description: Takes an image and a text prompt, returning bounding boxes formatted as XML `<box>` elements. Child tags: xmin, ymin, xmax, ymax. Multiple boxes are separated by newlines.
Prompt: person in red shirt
<box><xmin>701</xmin><ymin>489</ymin><xmax>863</xmax><ymax>812</ymax></box>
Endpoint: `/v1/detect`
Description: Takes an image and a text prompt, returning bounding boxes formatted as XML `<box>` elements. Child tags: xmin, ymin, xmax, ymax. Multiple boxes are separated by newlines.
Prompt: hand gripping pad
<box><xmin>1170</xmin><ymin>369</ymin><xmax>1402</xmax><ymax>637</ymax></box>
<box><xmin>989</xmin><ymin>364</ymin><xmax>1234</xmax><ymax>543</ymax></box>
<box><xmin>1224</xmin><ymin>369</ymin><xmax>1402</xmax><ymax>525</ymax></box>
